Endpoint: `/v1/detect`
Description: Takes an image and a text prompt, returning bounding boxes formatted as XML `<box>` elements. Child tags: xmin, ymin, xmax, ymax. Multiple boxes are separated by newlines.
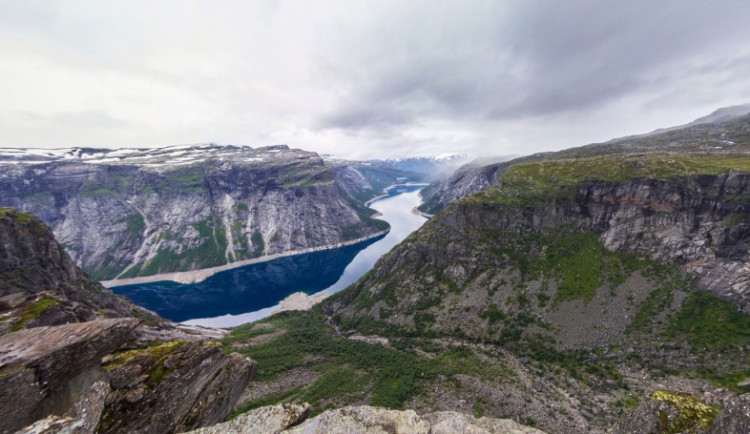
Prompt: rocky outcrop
<box><xmin>99</xmin><ymin>340</ymin><xmax>255</xmax><ymax>433</ymax></box>
<box><xmin>17</xmin><ymin>380</ymin><xmax>110</xmax><ymax>434</ymax></box>
<box><xmin>0</xmin><ymin>207</ymin><xmax>154</xmax><ymax>335</ymax></box>
<box><xmin>187</xmin><ymin>404</ymin><xmax>545</xmax><ymax>434</ymax></box>
<box><xmin>0</xmin><ymin>145</ymin><xmax>387</xmax><ymax>280</ymax></box>
<box><xmin>0</xmin><ymin>319</ymin><xmax>139</xmax><ymax>433</ymax></box>
<box><xmin>333</xmin><ymin>165</ymin><xmax>377</xmax><ymax>203</ymax></box>
<box><xmin>186</xmin><ymin>403</ymin><xmax>311</xmax><ymax>434</ymax></box>
<box><xmin>290</xmin><ymin>406</ymin><xmax>547</xmax><ymax>433</ymax></box>
<box><xmin>0</xmin><ymin>209</ymin><xmax>256</xmax><ymax>433</ymax></box>
<box><xmin>0</xmin><ymin>320</ymin><xmax>256</xmax><ymax>434</ymax></box>
<box><xmin>617</xmin><ymin>390</ymin><xmax>750</xmax><ymax>434</ymax></box>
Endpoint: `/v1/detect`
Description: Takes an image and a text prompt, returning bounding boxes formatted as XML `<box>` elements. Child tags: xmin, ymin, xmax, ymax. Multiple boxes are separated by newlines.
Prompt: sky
<box><xmin>1</xmin><ymin>1</ymin><xmax>749</xmax><ymax>160</ymax></box>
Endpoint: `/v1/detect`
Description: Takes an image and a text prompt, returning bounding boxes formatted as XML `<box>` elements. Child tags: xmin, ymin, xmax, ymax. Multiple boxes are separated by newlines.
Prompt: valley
<box><xmin>4</xmin><ymin>3</ymin><xmax>750</xmax><ymax>433</ymax></box>
<box><xmin>219</xmin><ymin>111</ymin><xmax>750</xmax><ymax>433</ymax></box>
<box><xmin>111</xmin><ymin>184</ymin><xmax>428</xmax><ymax>326</ymax></box>
<box><xmin>0</xmin><ymin>145</ymin><xmax>433</xmax><ymax>281</ymax></box>
<box><xmin>2</xmin><ymin>108</ymin><xmax>750</xmax><ymax>433</ymax></box>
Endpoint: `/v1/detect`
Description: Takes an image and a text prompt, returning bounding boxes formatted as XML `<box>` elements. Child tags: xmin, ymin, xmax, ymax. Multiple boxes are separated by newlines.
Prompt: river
<box><xmin>111</xmin><ymin>184</ymin><xmax>427</xmax><ymax>328</ymax></box>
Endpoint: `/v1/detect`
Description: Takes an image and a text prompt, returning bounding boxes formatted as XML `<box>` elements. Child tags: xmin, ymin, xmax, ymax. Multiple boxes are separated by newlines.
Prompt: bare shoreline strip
<box><xmin>411</xmin><ymin>207</ymin><xmax>433</xmax><ymax>218</ymax></box>
<box><xmin>101</xmin><ymin>229</ymin><xmax>389</xmax><ymax>288</ymax></box>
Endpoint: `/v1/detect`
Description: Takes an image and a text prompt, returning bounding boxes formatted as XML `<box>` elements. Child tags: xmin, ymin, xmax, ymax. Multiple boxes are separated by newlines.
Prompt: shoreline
<box><xmin>364</xmin><ymin>183</ymin><xmax>429</xmax><ymax>207</ymax></box>
<box><xmin>178</xmin><ymin>184</ymin><xmax>429</xmax><ymax>327</ymax></box>
<box><xmin>102</xmin><ymin>229</ymin><xmax>389</xmax><ymax>287</ymax></box>
<box><xmin>411</xmin><ymin>207</ymin><xmax>434</xmax><ymax>218</ymax></box>
<box><xmin>103</xmin><ymin>183</ymin><xmax>428</xmax><ymax>289</ymax></box>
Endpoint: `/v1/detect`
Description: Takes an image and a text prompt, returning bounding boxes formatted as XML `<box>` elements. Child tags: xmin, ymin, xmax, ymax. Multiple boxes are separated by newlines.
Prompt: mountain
<box><xmin>419</xmin><ymin>109</ymin><xmax>750</xmax><ymax>214</ymax></box>
<box><xmin>0</xmin><ymin>144</ymin><xmax>390</xmax><ymax>281</ymax></box>
<box><xmin>369</xmin><ymin>154</ymin><xmax>472</xmax><ymax>181</ymax></box>
<box><xmin>0</xmin><ymin>208</ymin><xmax>255</xmax><ymax>433</ymax></box>
<box><xmin>220</xmin><ymin>110</ymin><xmax>750</xmax><ymax>434</ymax></box>
<box><xmin>688</xmin><ymin>104</ymin><xmax>750</xmax><ymax>126</ymax></box>
<box><xmin>417</xmin><ymin>156</ymin><xmax>514</xmax><ymax>215</ymax></box>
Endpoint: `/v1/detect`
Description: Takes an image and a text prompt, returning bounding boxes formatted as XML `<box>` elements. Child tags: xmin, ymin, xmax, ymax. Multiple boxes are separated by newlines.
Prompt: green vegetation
<box><xmin>12</xmin><ymin>297</ymin><xmax>59</xmax><ymax>331</ymax></box>
<box><xmin>480</xmin><ymin>303</ymin><xmax>506</xmax><ymax>324</ymax></box>
<box><xmin>626</xmin><ymin>264</ymin><xmax>686</xmax><ymax>333</ymax></box>
<box><xmin>0</xmin><ymin>208</ymin><xmax>46</xmax><ymax>234</ymax></box>
<box><xmin>79</xmin><ymin>179</ymin><xmax>117</xmax><ymax>196</ymax></box>
<box><xmin>473</xmin><ymin>399</ymin><xmax>485</xmax><ymax>418</ymax></box>
<box><xmin>118</xmin><ymin>213</ymin><xmax>145</xmax><ymax>234</ymax></box>
<box><xmin>666</xmin><ymin>290</ymin><xmax>750</xmax><ymax>351</ymax></box>
<box><xmin>650</xmin><ymin>390</ymin><xmax>718</xmax><ymax>434</ymax></box>
<box><xmin>224</xmin><ymin>311</ymin><xmax>512</xmax><ymax>416</ymax></box>
<box><xmin>104</xmin><ymin>340</ymin><xmax>187</xmax><ymax>387</ymax></box>
<box><xmin>467</xmin><ymin>153</ymin><xmax>750</xmax><ymax>206</ymax></box>
<box><xmin>278</xmin><ymin>163</ymin><xmax>334</xmax><ymax>188</ymax></box>
<box><xmin>122</xmin><ymin>217</ymin><xmax>229</xmax><ymax>277</ymax></box>
<box><xmin>251</xmin><ymin>231</ymin><xmax>265</xmax><ymax>256</ymax></box>
<box><xmin>482</xmin><ymin>232</ymin><xmax>647</xmax><ymax>304</ymax></box>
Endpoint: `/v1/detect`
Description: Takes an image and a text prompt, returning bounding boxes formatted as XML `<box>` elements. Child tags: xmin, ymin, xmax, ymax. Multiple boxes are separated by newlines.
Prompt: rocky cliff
<box><xmin>0</xmin><ymin>207</ymin><xmax>152</xmax><ymax>334</ymax></box>
<box><xmin>0</xmin><ymin>145</ymin><xmax>387</xmax><ymax>280</ymax></box>
<box><xmin>0</xmin><ymin>208</ymin><xmax>255</xmax><ymax>433</ymax></box>
<box><xmin>305</xmin><ymin>152</ymin><xmax>750</xmax><ymax>433</ymax></box>
<box><xmin>419</xmin><ymin>111</ymin><xmax>750</xmax><ymax>214</ymax></box>
<box><xmin>418</xmin><ymin>159</ymin><xmax>511</xmax><ymax>215</ymax></box>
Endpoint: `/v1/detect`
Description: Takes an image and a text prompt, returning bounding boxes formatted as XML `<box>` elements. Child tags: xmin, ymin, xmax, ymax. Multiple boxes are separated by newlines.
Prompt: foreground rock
<box><xmin>0</xmin><ymin>319</ymin><xmax>138</xmax><ymax>433</ymax></box>
<box><xmin>99</xmin><ymin>340</ymin><xmax>255</xmax><ymax>433</ymax></box>
<box><xmin>0</xmin><ymin>209</ymin><xmax>255</xmax><ymax>433</ymax></box>
<box><xmin>187</xmin><ymin>403</ymin><xmax>311</xmax><ymax>434</ymax></box>
<box><xmin>0</xmin><ymin>318</ymin><xmax>257</xmax><ymax>434</ymax></box>
<box><xmin>187</xmin><ymin>404</ymin><xmax>545</xmax><ymax>434</ymax></box>
<box><xmin>0</xmin><ymin>208</ymin><xmax>152</xmax><ymax>335</ymax></box>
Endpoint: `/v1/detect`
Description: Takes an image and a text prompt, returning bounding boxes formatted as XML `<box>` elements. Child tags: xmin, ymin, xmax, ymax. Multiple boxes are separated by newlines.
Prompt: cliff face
<box><xmin>420</xmin><ymin>112</ymin><xmax>750</xmax><ymax>215</ymax></box>
<box><xmin>317</xmin><ymin>153</ymin><xmax>750</xmax><ymax>433</ymax></box>
<box><xmin>0</xmin><ymin>208</ymin><xmax>255</xmax><ymax>433</ymax></box>
<box><xmin>335</xmin><ymin>157</ymin><xmax>750</xmax><ymax>332</ymax></box>
<box><xmin>0</xmin><ymin>207</ymin><xmax>151</xmax><ymax>334</ymax></box>
<box><xmin>0</xmin><ymin>145</ymin><xmax>386</xmax><ymax>280</ymax></box>
<box><xmin>418</xmin><ymin>160</ymin><xmax>509</xmax><ymax>215</ymax></box>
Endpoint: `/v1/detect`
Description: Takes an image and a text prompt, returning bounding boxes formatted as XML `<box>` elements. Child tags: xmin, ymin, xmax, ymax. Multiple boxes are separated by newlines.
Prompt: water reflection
<box><xmin>113</xmin><ymin>185</ymin><xmax>427</xmax><ymax>326</ymax></box>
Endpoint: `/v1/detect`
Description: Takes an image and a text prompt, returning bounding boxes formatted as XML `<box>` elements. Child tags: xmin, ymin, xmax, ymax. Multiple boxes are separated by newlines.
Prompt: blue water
<box><xmin>112</xmin><ymin>185</ymin><xmax>427</xmax><ymax>327</ymax></box>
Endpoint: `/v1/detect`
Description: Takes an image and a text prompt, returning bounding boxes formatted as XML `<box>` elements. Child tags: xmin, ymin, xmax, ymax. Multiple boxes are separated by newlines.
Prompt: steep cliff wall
<box><xmin>0</xmin><ymin>145</ymin><xmax>387</xmax><ymax>280</ymax></box>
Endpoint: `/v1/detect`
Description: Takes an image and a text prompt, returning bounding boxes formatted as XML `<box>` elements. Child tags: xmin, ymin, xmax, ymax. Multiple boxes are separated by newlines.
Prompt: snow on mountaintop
<box><xmin>0</xmin><ymin>144</ymin><xmax>312</xmax><ymax>169</ymax></box>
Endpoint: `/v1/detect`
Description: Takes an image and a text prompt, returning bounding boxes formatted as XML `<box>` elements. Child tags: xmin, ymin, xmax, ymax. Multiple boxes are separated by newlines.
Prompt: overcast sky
<box><xmin>1</xmin><ymin>1</ymin><xmax>749</xmax><ymax>159</ymax></box>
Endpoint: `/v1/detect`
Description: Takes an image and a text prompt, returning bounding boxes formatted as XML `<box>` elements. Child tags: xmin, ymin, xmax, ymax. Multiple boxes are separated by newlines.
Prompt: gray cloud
<box><xmin>318</xmin><ymin>0</ymin><xmax>750</xmax><ymax>131</ymax></box>
<box><xmin>0</xmin><ymin>1</ymin><xmax>749</xmax><ymax>159</ymax></box>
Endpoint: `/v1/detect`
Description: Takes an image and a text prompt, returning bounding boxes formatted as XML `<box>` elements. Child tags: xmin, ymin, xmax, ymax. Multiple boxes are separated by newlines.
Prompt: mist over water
<box><xmin>112</xmin><ymin>185</ymin><xmax>427</xmax><ymax>327</ymax></box>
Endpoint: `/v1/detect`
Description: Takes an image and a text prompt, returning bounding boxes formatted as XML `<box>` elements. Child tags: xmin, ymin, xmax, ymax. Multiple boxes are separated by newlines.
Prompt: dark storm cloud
<box><xmin>318</xmin><ymin>0</ymin><xmax>750</xmax><ymax>131</ymax></box>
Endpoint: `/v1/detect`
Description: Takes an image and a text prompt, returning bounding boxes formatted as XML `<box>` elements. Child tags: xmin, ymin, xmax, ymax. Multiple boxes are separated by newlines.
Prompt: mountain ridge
<box><xmin>0</xmin><ymin>145</ymin><xmax>404</xmax><ymax>280</ymax></box>
<box><xmin>419</xmin><ymin>108</ymin><xmax>750</xmax><ymax>214</ymax></box>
